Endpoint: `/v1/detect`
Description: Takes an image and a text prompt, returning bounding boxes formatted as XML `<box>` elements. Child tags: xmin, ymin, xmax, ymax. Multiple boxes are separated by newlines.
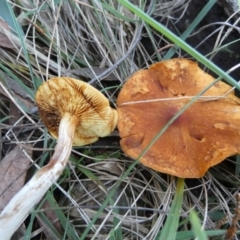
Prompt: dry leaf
<box><xmin>0</xmin><ymin>73</ymin><xmax>36</xmax><ymax>114</ymax></box>
<box><xmin>0</xmin><ymin>144</ymin><xmax>32</xmax><ymax>212</ymax></box>
<box><xmin>12</xmin><ymin>92</ymin><xmax>37</xmax><ymax>114</ymax></box>
<box><xmin>9</xmin><ymin>101</ymin><xmax>22</xmax><ymax>126</ymax></box>
<box><xmin>0</xmin><ymin>19</ymin><xmax>15</xmax><ymax>49</ymax></box>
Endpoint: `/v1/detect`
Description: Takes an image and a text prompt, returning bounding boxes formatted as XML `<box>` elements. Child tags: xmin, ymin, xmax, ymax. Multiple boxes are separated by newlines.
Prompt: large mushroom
<box><xmin>0</xmin><ymin>77</ymin><xmax>118</xmax><ymax>239</ymax></box>
<box><xmin>117</xmin><ymin>58</ymin><xmax>240</xmax><ymax>178</ymax></box>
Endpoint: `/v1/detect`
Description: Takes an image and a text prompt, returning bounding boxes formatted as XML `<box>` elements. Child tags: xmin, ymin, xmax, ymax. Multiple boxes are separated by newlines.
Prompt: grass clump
<box><xmin>0</xmin><ymin>0</ymin><xmax>240</xmax><ymax>239</ymax></box>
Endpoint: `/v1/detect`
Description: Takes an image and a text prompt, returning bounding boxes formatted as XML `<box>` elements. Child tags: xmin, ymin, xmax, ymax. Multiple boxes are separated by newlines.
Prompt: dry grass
<box><xmin>0</xmin><ymin>0</ymin><xmax>240</xmax><ymax>239</ymax></box>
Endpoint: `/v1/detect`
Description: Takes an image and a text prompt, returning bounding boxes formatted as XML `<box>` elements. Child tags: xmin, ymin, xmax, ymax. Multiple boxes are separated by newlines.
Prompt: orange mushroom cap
<box><xmin>117</xmin><ymin>58</ymin><xmax>240</xmax><ymax>178</ymax></box>
<box><xmin>36</xmin><ymin>77</ymin><xmax>118</xmax><ymax>146</ymax></box>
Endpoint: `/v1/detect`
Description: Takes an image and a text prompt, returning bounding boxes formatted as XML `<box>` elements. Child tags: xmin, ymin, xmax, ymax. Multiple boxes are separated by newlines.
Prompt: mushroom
<box><xmin>0</xmin><ymin>77</ymin><xmax>118</xmax><ymax>239</ymax></box>
<box><xmin>117</xmin><ymin>58</ymin><xmax>240</xmax><ymax>178</ymax></box>
<box><xmin>36</xmin><ymin>77</ymin><xmax>118</xmax><ymax>146</ymax></box>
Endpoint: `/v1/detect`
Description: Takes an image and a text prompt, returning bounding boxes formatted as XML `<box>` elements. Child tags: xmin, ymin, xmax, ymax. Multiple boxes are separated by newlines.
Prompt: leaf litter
<box><xmin>0</xmin><ymin>144</ymin><xmax>32</xmax><ymax>212</ymax></box>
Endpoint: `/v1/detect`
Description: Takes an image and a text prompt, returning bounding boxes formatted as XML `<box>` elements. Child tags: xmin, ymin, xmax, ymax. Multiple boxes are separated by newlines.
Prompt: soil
<box><xmin>144</xmin><ymin>0</ymin><xmax>240</xmax><ymax>81</ymax></box>
<box><xmin>175</xmin><ymin>0</ymin><xmax>240</xmax><ymax>81</ymax></box>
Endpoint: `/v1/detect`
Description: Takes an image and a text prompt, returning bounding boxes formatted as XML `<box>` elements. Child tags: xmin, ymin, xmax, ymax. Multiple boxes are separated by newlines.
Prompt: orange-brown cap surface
<box><xmin>36</xmin><ymin>77</ymin><xmax>118</xmax><ymax>146</ymax></box>
<box><xmin>117</xmin><ymin>58</ymin><xmax>240</xmax><ymax>178</ymax></box>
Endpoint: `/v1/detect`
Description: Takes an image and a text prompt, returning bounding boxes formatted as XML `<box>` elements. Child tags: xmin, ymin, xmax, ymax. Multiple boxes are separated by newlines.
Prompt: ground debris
<box><xmin>0</xmin><ymin>144</ymin><xmax>32</xmax><ymax>212</ymax></box>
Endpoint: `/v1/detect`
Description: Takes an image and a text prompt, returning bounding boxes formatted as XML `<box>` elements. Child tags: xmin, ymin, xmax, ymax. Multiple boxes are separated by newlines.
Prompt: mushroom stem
<box><xmin>0</xmin><ymin>113</ymin><xmax>77</xmax><ymax>240</ymax></box>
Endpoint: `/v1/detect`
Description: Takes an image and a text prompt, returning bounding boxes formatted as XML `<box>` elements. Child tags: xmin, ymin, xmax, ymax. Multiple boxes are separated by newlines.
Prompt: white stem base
<box><xmin>0</xmin><ymin>113</ymin><xmax>77</xmax><ymax>240</ymax></box>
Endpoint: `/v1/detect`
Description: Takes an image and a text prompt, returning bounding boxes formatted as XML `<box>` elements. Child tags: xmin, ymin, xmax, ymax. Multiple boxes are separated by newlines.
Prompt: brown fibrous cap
<box><xmin>36</xmin><ymin>77</ymin><xmax>118</xmax><ymax>146</ymax></box>
<box><xmin>117</xmin><ymin>58</ymin><xmax>240</xmax><ymax>178</ymax></box>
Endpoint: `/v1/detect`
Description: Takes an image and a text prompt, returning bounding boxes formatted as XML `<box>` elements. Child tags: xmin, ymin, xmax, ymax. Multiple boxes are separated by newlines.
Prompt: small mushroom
<box><xmin>0</xmin><ymin>77</ymin><xmax>118</xmax><ymax>239</ymax></box>
<box><xmin>117</xmin><ymin>58</ymin><xmax>240</xmax><ymax>178</ymax></box>
<box><xmin>36</xmin><ymin>77</ymin><xmax>118</xmax><ymax>146</ymax></box>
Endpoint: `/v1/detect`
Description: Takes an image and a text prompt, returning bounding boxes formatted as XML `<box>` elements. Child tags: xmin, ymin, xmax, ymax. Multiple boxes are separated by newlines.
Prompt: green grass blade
<box><xmin>176</xmin><ymin>229</ymin><xmax>229</xmax><ymax>239</ymax></box>
<box><xmin>118</xmin><ymin>0</ymin><xmax>240</xmax><ymax>90</ymax></box>
<box><xmin>45</xmin><ymin>193</ymin><xmax>79</xmax><ymax>240</ymax></box>
<box><xmin>236</xmin><ymin>155</ymin><xmax>240</xmax><ymax>176</ymax></box>
<box><xmin>0</xmin><ymin>1</ymin><xmax>23</xmax><ymax>34</ymax></box>
<box><xmin>189</xmin><ymin>211</ymin><xmax>208</xmax><ymax>240</ymax></box>
<box><xmin>5</xmin><ymin>1</ymin><xmax>36</xmax><ymax>91</ymax></box>
<box><xmin>158</xmin><ymin>178</ymin><xmax>185</xmax><ymax>240</ymax></box>
<box><xmin>108</xmin><ymin>196</ymin><xmax>123</xmax><ymax>240</ymax></box>
<box><xmin>25</xmin><ymin>213</ymin><xmax>35</xmax><ymax>239</ymax></box>
<box><xmin>35</xmin><ymin>212</ymin><xmax>63</xmax><ymax>239</ymax></box>
<box><xmin>164</xmin><ymin>0</ymin><xmax>217</xmax><ymax>59</ymax></box>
